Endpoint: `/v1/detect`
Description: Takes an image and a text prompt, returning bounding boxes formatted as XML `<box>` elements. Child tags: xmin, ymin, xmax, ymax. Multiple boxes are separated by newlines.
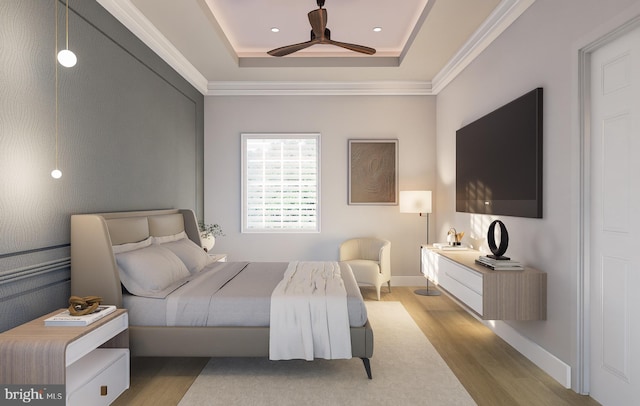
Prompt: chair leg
<box><xmin>387</xmin><ymin>281</ymin><xmax>392</xmax><ymax>293</ymax></box>
<box><xmin>376</xmin><ymin>285</ymin><xmax>381</xmax><ymax>301</ymax></box>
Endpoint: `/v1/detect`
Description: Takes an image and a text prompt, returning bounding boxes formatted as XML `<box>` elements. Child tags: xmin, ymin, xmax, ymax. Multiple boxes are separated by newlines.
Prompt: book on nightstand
<box><xmin>44</xmin><ymin>305</ymin><xmax>117</xmax><ymax>326</ymax></box>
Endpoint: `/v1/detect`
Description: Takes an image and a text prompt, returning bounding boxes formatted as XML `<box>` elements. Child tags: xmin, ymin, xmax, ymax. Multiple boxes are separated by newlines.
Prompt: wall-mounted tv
<box><xmin>456</xmin><ymin>87</ymin><xmax>543</xmax><ymax>218</ymax></box>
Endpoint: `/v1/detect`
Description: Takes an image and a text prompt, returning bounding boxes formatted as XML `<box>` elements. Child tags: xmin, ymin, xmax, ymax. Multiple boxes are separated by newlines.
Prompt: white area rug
<box><xmin>179</xmin><ymin>301</ymin><xmax>476</xmax><ymax>405</ymax></box>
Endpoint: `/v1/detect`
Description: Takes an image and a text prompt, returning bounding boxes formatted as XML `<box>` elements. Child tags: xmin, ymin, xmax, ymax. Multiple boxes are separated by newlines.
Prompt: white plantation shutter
<box><xmin>242</xmin><ymin>134</ymin><xmax>320</xmax><ymax>233</ymax></box>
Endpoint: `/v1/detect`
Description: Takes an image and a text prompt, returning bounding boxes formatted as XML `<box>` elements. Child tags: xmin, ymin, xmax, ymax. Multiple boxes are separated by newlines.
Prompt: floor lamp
<box><xmin>399</xmin><ymin>190</ymin><xmax>441</xmax><ymax>296</ymax></box>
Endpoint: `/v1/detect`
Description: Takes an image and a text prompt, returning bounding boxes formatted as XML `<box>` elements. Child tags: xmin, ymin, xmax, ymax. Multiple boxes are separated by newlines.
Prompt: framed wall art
<box><xmin>348</xmin><ymin>139</ymin><xmax>398</xmax><ymax>205</ymax></box>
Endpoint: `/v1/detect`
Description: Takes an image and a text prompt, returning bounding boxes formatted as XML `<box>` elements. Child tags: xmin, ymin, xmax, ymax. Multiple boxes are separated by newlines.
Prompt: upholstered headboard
<box><xmin>70</xmin><ymin>209</ymin><xmax>201</xmax><ymax>307</ymax></box>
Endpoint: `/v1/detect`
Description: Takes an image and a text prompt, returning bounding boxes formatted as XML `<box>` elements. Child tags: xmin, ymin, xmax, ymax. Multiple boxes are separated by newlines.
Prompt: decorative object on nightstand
<box><xmin>44</xmin><ymin>295</ymin><xmax>115</xmax><ymax>326</ymax></box>
<box><xmin>45</xmin><ymin>305</ymin><xmax>116</xmax><ymax>327</ymax></box>
<box><xmin>68</xmin><ymin>295</ymin><xmax>103</xmax><ymax>315</ymax></box>
<box><xmin>198</xmin><ymin>221</ymin><xmax>224</xmax><ymax>251</ymax></box>
<box><xmin>399</xmin><ymin>190</ymin><xmax>440</xmax><ymax>296</ymax></box>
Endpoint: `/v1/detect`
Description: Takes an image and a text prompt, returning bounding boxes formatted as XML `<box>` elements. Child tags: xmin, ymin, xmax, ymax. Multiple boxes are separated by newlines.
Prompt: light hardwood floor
<box><xmin>114</xmin><ymin>286</ymin><xmax>599</xmax><ymax>406</ymax></box>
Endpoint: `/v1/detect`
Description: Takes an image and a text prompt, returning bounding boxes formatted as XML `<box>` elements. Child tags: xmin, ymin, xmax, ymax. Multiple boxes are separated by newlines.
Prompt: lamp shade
<box><xmin>399</xmin><ymin>190</ymin><xmax>432</xmax><ymax>214</ymax></box>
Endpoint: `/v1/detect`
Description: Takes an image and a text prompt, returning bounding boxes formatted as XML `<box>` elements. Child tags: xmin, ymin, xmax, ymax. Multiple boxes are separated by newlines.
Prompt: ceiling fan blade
<box><xmin>267</xmin><ymin>40</ymin><xmax>317</xmax><ymax>57</ymax></box>
<box><xmin>308</xmin><ymin>8</ymin><xmax>328</xmax><ymax>40</ymax></box>
<box><xmin>327</xmin><ymin>40</ymin><xmax>376</xmax><ymax>55</ymax></box>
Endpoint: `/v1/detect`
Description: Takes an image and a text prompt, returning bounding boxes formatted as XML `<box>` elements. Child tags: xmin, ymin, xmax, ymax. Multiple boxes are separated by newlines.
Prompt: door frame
<box><xmin>577</xmin><ymin>13</ymin><xmax>640</xmax><ymax>395</ymax></box>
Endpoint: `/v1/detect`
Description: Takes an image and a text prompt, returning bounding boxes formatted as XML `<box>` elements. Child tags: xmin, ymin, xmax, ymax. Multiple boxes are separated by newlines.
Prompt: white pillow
<box><xmin>159</xmin><ymin>238</ymin><xmax>213</xmax><ymax>273</ymax></box>
<box><xmin>115</xmin><ymin>245</ymin><xmax>191</xmax><ymax>298</ymax></box>
<box><xmin>112</xmin><ymin>236</ymin><xmax>153</xmax><ymax>254</ymax></box>
<box><xmin>152</xmin><ymin>231</ymin><xmax>187</xmax><ymax>244</ymax></box>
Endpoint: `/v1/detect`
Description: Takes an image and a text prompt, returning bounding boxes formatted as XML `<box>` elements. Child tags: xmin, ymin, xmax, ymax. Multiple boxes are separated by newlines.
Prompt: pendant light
<box><xmin>51</xmin><ymin>0</ymin><xmax>62</xmax><ymax>179</ymax></box>
<box><xmin>57</xmin><ymin>0</ymin><xmax>77</xmax><ymax>68</ymax></box>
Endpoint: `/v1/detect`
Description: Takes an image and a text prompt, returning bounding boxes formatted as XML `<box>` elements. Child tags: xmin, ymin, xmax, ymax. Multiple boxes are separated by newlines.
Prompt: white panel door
<box><xmin>589</xmin><ymin>24</ymin><xmax>640</xmax><ymax>405</ymax></box>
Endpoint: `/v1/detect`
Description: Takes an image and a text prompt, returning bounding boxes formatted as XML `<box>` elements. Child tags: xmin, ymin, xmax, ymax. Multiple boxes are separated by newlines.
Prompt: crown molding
<box><xmin>206</xmin><ymin>0</ymin><xmax>535</xmax><ymax>96</ymax></box>
<box><xmin>206</xmin><ymin>81</ymin><xmax>433</xmax><ymax>96</ymax></box>
<box><xmin>431</xmin><ymin>0</ymin><xmax>536</xmax><ymax>94</ymax></box>
<box><xmin>96</xmin><ymin>0</ymin><xmax>208</xmax><ymax>94</ymax></box>
<box><xmin>97</xmin><ymin>0</ymin><xmax>535</xmax><ymax>97</ymax></box>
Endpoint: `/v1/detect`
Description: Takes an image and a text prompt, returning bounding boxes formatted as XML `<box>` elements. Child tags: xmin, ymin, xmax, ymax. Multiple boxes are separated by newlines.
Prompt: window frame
<box><xmin>241</xmin><ymin>133</ymin><xmax>321</xmax><ymax>234</ymax></box>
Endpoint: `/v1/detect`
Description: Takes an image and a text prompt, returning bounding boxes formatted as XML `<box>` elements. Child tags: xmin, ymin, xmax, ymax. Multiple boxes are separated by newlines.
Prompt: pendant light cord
<box><xmin>65</xmin><ymin>0</ymin><xmax>70</xmax><ymax>50</ymax></box>
<box><xmin>55</xmin><ymin>0</ymin><xmax>59</xmax><ymax>171</ymax></box>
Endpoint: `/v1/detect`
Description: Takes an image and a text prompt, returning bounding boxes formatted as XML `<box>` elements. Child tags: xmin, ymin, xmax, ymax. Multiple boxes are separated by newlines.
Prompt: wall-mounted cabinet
<box><xmin>422</xmin><ymin>246</ymin><xmax>547</xmax><ymax>320</ymax></box>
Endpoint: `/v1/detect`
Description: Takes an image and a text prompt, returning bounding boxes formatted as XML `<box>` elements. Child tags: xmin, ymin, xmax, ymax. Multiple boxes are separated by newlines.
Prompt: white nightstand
<box><xmin>209</xmin><ymin>253</ymin><xmax>228</xmax><ymax>262</ymax></box>
<box><xmin>0</xmin><ymin>309</ymin><xmax>130</xmax><ymax>405</ymax></box>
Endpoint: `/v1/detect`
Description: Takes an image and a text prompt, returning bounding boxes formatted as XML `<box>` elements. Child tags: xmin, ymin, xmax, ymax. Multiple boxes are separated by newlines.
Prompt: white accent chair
<box><xmin>339</xmin><ymin>238</ymin><xmax>391</xmax><ymax>301</ymax></box>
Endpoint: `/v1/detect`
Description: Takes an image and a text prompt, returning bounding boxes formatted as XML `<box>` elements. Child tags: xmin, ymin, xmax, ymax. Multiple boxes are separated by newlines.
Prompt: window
<box><xmin>241</xmin><ymin>133</ymin><xmax>320</xmax><ymax>233</ymax></box>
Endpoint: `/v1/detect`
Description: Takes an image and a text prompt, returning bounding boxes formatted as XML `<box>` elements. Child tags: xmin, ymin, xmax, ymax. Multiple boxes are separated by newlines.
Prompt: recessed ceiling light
<box><xmin>373</xmin><ymin>27</ymin><xmax>383</xmax><ymax>32</ymax></box>
<box><xmin>271</xmin><ymin>27</ymin><xmax>280</xmax><ymax>33</ymax></box>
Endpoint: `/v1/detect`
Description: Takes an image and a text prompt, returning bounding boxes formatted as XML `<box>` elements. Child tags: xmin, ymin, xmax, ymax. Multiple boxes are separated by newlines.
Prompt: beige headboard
<box><xmin>70</xmin><ymin>209</ymin><xmax>201</xmax><ymax>307</ymax></box>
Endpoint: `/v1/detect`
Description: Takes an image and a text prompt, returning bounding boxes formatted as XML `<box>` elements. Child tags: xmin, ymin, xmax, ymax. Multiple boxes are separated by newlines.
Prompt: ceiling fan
<box><xmin>267</xmin><ymin>0</ymin><xmax>376</xmax><ymax>57</ymax></box>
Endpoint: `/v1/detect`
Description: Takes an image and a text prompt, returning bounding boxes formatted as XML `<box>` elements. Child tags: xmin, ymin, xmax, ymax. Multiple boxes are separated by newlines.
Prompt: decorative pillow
<box><xmin>159</xmin><ymin>237</ymin><xmax>213</xmax><ymax>274</ymax></box>
<box><xmin>112</xmin><ymin>236</ymin><xmax>153</xmax><ymax>254</ymax></box>
<box><xmin>152</xmin><ymin>231</ymin><xmax>187</xmax><ymax>244</ymax></box>
<box><xmin>115</xmin><ymin>245</ymin><xmax>191</xmax><ymax>298</ymax></box>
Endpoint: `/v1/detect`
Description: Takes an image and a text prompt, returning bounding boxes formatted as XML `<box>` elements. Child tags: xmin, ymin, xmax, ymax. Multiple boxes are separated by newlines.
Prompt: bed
<box><xmin>70</xmin><ymin>209</ymin><xmax>374</xmax><ymax>378</ymax></box>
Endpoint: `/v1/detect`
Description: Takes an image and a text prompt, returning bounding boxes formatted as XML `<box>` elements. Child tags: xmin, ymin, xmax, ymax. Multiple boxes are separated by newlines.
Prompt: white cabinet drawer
<box><xmin>435</xmin><ymin>255</ymin><xmax>484</xmax><ymax>316</ymax></box>
<box><xmin>442</xmin><ymin>273</ymin><xmax>484</xmax><ymax>316</ymax></box>
<box><xmin>441</xmin><ymin>257</ymin><xmax>483</xmax><ymax>295</ymax></box>
<box><xmin>67</xmin><ymin>348</ymin><xmax>129</xmax><ymax>405</ymax></box>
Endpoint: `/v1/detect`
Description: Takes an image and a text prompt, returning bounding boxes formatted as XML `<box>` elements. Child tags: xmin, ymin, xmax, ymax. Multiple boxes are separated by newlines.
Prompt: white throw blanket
<box><xmin>269</xmin><ymin>261</ymin><xmax>352</xmax><ymax>361</ymax></box>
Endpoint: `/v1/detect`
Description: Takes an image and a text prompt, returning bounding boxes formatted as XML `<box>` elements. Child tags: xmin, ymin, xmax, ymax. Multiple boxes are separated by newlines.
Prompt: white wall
<box><xmin>204</xmin><ymin>95</ymin><xmax>435</xmax><ymax>280</ymax></box>
<box><xmin>435</xmin><ymin>0</ymin><xmax>640</xmax><ymax>390</ymax></box>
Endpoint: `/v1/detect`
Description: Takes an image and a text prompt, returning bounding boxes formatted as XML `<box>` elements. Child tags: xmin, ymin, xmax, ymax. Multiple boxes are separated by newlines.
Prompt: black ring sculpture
<box><xmin>487</xmin><ymin>220</ymin><xmax>509</xmax><ymax>259</ymax></box>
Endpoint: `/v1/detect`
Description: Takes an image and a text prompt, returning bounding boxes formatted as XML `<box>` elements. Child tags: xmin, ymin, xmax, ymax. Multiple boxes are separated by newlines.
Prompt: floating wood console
<box><xmin>422</xmin><ymin>246</ymin><xmax>547</xmax><ymax>320</ymax></box>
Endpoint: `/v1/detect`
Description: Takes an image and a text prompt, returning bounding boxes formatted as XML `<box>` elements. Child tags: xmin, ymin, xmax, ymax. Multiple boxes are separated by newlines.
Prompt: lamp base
<box><xmin>414</xmin><ymin>288</ymin><xmax>441</xmax><ymax>296</ymax></box>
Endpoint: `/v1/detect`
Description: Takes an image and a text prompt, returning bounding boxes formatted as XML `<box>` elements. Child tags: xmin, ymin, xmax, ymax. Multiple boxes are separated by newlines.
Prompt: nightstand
<box><xmin>209</xmin><ymin>253</ymin><xmax>228</xmax><ymax>262</ymax></box>
<box><xmin>0</xmin><ymin>309</ymin><xmax>129</xmax><ymax>405</ymax></box>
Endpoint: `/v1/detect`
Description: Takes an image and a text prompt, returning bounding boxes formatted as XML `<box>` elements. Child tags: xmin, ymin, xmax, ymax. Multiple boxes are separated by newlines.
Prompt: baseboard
<box><xmin>390</xmin><ymin>275</ymin><xmax>572</xmax><ymax>388</ymax></box>
<box><xmin>391</xmin><ymin>276</ymin><xmax>427</xmax><ymax>287</ymax></box>
<box><xmin>486</xmin><ymin>320</ymin><xmax>572</xmax><ymax>388</ymax></box>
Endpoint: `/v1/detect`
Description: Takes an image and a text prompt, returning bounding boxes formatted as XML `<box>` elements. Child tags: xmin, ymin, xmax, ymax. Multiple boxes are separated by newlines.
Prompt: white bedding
<box><xmin>122</xmin><ymin>261</ymin><xmax>367</xmax><ymax>328</ymax></box>
<box><xmin>166</xmin><ymin>261</ymin><xmax>248</xmax><ymax>326</ymax></box>
<box><xmin>269</xmin><ymin>261</ymin><xmax>351</xmax><ymax>361</ymax></box>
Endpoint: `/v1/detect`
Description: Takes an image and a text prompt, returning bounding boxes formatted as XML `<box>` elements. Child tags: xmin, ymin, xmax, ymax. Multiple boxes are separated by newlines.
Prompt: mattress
<box><xmin>123</xmin><ymin>261</ymin><xmax>368</xmax><ymax>328</ymax></box>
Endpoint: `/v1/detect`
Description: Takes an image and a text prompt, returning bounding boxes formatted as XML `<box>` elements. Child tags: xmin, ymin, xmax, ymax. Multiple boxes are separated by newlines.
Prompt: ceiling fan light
<box><xmin>57</xmin><ymin>49</ymin><xmax>77</xmax><ymax>67</ymax></box>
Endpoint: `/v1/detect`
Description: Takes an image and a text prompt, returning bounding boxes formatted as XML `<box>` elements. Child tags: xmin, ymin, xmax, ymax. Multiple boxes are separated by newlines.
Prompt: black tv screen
<box><xmin>456</xmin><ymin>88</ymin><xmax>543</xmax><ymax>218</ymax></box>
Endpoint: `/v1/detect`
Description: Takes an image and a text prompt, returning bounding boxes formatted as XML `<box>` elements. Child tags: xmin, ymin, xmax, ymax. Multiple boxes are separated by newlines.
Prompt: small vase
<box><xmin>202</xmin><ymin>235</ymin><xmax>216</xmax><ymax>252</ymax></box>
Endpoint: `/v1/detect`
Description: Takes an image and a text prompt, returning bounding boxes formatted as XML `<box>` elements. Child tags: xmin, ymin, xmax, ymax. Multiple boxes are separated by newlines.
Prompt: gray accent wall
<box><xmin>0</xmin><ymin>0</ymin><xmax>204</xmax><ymax>332</ymax></box>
